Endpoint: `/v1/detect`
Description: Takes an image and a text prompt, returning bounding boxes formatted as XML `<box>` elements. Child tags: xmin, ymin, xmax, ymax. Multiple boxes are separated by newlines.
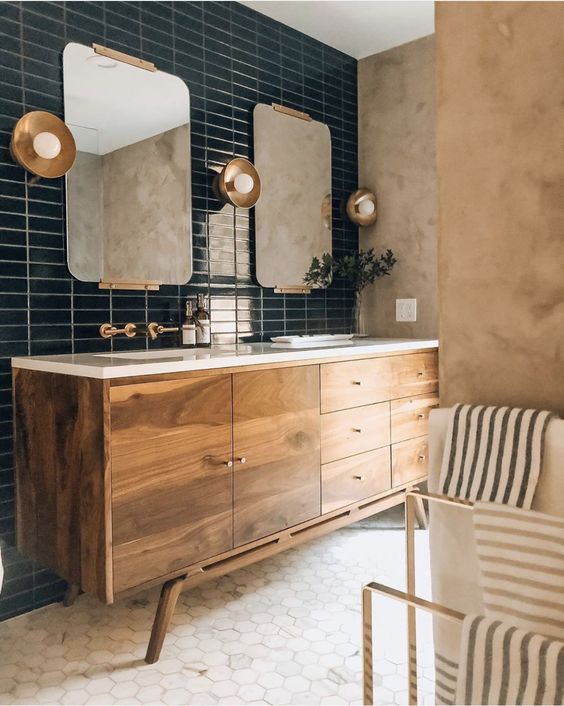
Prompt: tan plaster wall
<box><xmin>436</xmin><ymin>1</ymin><xmax>564</xmax><ymax>413</ymax></box>
<box><xmin>358</xmin><ymin>35</ymin><xmax>438</xmax><ymax>338</ymax></box>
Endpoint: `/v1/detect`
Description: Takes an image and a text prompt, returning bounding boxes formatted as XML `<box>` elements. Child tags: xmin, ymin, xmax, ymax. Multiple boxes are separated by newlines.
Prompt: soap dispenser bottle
<box><xmin>181</xmin><ymin>300</ymin><xmax>196</xmax><ymax>348</ymax></box>
<box><xmin>195</xmin><ymin>293</ymin><xmax>211</xmax><ymax>347</ymax></box>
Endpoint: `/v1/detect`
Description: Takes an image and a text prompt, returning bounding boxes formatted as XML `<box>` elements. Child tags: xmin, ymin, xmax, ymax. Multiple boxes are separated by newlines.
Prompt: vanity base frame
<box><xmin>13</xmin><ymin>347</ymin><xmax>438</xmax><ymax>662</ymax></box>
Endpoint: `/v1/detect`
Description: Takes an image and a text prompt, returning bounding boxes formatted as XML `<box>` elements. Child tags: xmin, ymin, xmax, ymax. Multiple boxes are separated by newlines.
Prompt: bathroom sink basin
<box><xmin>95</xmin><ymin>349</ymin><xmax>187</xmax><ymax>361</ymax></box>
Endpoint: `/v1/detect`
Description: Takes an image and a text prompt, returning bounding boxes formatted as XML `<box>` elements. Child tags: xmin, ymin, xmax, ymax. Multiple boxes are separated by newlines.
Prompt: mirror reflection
<box><xmin>63</xmin><ymin>42</ymin><xmax>192</xmax><ymax>287</ymax></box>
<box><xmin>253</xmin><ymin>104</ymin><xmax>332</xmax><ymax>290</ymax></box>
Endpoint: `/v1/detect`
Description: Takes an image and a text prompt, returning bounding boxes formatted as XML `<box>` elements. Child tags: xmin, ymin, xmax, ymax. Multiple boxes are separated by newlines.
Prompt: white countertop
<box><xmin>11</xmin><ymin>338</ymin><xmax>439</xmax><ymax>379</ymax></box>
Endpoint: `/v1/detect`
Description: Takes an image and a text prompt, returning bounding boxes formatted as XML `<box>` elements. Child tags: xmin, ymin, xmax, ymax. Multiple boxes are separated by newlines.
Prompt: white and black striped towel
<box><xmin>455</xmin><ymin>614</ymin><xmax>564</xmax><ymax>705</ymax></box>
<box><xmin>438</xmin><ymin>404</ymin><xmax>554</xmax><ymax>506</ymax></box>
<box><xmin>474</xmin><ymin>502</ymin><xmax>564</xmax><ymax>640</ymax></box>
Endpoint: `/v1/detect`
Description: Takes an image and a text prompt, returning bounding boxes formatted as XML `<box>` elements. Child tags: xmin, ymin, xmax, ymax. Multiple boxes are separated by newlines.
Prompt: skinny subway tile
<box><xmin>0</xmin><ymin>0</ymin><xmax>357</xmax><ymax>621</ymax></box>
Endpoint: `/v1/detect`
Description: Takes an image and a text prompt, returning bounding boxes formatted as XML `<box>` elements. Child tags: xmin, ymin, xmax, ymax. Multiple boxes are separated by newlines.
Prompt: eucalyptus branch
<box><xmin>304</xmin><ymin>248</ymin><xmax>397</xmax><ymax>292</ymax></box>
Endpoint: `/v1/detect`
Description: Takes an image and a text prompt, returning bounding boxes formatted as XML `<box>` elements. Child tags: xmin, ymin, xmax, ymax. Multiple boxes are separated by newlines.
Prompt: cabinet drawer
<box><xmin>322</xmin><ymin>448</ymin><xmax>391</xmax><ymax>514</ymax></box>
<box><xmin>392</xmin><ymin>437</ymin><xmax>428</xmax><ymax>487</ymax></box>
<box><xmin>391</xmin><ymin>351</ymin><xmax>438</xmax><ymax>399</ymax></box>
<box><xmin>321</xmin><ymin>357</ymin><xmax>391</xmax><ymax>413</ymax></box>
<box><xmin>391</xmin><ymin>394</ymin><xmax>439</xmax><ymax>444</ymax></box>
<box><xmin>321</xmin><ymin>402</ymin><xmax>390</xmax><ymax>464</ymax></box>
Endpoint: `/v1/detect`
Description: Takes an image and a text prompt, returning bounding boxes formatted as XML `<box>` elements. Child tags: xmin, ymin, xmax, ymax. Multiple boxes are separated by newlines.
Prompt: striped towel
<box><xmin>438</xmin><ymin>404</ymin><xmax>554</xmax><ymax>506</ymax></box>
<box><xmin>474</xmin><ymin>502</ymin><xmax>564</xmax><ymax>640</ymax></box>
<box><xmin>455</xmin><ymin>614</ymin><xmax>564</xmax><ymax>705</ymax></box>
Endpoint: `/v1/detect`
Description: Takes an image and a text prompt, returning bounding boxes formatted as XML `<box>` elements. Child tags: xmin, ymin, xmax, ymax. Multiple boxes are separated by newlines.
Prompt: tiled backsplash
<box><xmin>0</xmin><ymin>2</ymin><xmax>358</xmax><ymax>619</ymax></box>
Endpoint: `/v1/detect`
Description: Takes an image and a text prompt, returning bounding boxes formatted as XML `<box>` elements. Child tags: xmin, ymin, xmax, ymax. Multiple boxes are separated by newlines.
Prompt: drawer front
<box><xmin>391</xmin><ymin>351</ymin><xmax>438</xmax><ymax>399</ymax></box>
<box><xmin>391</xmin><ymin>394</ymin><xmax>439</xmax><ymax>444</ymax></box>
<box><xmin>322</xmin><ymin>448</ymin><xmax>391</xmax><ymax>514</ymax></box>
<box><xmin>321</xmin><ymin>402</ymin><xmax>390</xmax><ymax>464</ymax></box>
<box><xmin>321</xmin><ymin>357</ymin><xmax>391</xmax><ymax>413</ymax></box>
<box><xmin>392</xmin><ymin>437</ymin><xmax>428</xmax><ymax>487</ymax></box>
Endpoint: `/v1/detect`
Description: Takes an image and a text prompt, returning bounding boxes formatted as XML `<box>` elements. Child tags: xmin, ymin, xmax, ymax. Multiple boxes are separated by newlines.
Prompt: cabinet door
<box><xmin>233</xmin><ymin>366</ymin><xmax>321</xmax><ymax>546</ymax></box>
<box><xmin>110</xmin><ymin>375</ymin><xmax>233</xmax><ymax>593</ymax></box>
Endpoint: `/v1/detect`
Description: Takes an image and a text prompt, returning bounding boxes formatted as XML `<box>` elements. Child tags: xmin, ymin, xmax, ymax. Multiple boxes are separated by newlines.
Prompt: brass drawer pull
<box><xmin>352</xmin><ymin>380</ymin><xmax>362</xmax><ymax>386</ymax></box>
<box><xmin>238</xmin><ymin>457</ymin><xmax>247</xmax><ymax>464</ymax></box>
<box><xmin>417</xmin><ymin>371</ymin><xmax>424</xmax><ymax>377</ymax></box>
<box><xmin>353</xmin><ymin>475</ymin><xmax>365</xmax><ymax>482</ymax></box>
<box><xmin>225</xmin><ymin>460</ymin><xmax>233</xmax><ymax>468</ymax></box>
<box><xmin>352</xmin><ymin>428</ymin><xmax>363</xmax><ymax>434</ymax></box>
<box><xmin>417</xmin><ymin>413</ymin><xmax>425</xmax><ymax>419</ymax></box>
<box><xmin>418</xmin><ymin>455</ymin><xmax>426</xmax><ymax>463</ymax></box>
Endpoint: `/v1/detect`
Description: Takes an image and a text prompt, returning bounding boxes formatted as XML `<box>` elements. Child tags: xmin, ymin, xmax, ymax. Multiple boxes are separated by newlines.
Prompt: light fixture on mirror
<box><xmin>215</xmin><ymin>158</ymin><xmax>261</xmax><ymax>208</ymax></box>
<box><xmin>346</xmin><ymin>188</ymin><xmax>378</xmax><ymax>226</ymax></box>
<box><xmin>10</xmin><ymin>111</ymin><xmax>76</xmax><ymax>179</ymax></box>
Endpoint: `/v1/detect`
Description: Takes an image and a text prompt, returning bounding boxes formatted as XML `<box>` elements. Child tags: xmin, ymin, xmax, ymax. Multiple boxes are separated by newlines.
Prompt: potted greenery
<box><xmin>304</xmin><ymin>248</ymin><xmax>397</xmax><ymax>336</ymax></box>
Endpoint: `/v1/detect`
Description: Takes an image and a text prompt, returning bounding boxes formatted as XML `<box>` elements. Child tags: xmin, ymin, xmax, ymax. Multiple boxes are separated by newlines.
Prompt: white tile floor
<box><xmin>0</xmin><ymin>526</ymin><xmax>435</xmax><ymax>706</ymax></box>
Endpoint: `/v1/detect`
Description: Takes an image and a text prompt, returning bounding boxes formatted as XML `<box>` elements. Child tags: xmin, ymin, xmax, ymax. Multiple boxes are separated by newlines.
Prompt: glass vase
<box><xmin>351</xmin><ymin>290</ymin><xmax>368</xmax><ymax>337</ymax></box>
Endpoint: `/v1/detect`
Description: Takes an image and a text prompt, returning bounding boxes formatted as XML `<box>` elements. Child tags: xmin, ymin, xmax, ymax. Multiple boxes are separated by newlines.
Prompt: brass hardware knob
<box><xmin>353</xmin><ymin>475</ymin><xmax>365</xmax><ymax>481</ymax></box>
<box><xmin>239</xmin><ymin>457</ymin><xmax>247</xmax><ymax>464</ymax></box>
<box><xmin>352</xmin><ymin>380</ymin><xmax>362</xmax><ymax>386</ymax></box>
<box><xmin>225</xmin><ymin>460</ymin><xmax>233</xmax><ymax>468</ymax></box>
<box><xmin>417</xmin><ymin>371</ymin><xmax>424</xmax><ymax>377</ymax></box>
<box><xmin>418</xmin><ymin>455</ymin><xmax>426</xmax><ymax>463</ymax></box>
<box><xmin>99</xmin><ymin>322</ymin><xmax>137</xmax><ymax>338</ymax></box>
<box><xmin>353</xmin><ymin>428</ymin><xmax>363</xmax><ymax>434</ymax></box>
<box><xmin>417</xmin><ymin>413</ymin><xmax>425</xmax><ymax>419</ymax></box>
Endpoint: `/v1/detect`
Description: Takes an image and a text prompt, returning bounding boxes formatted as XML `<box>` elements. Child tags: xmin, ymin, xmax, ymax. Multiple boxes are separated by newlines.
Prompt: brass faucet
<box><xmin>99</xmin><ymin>323</ymin><xmax>137</xmax><ymax>339</ymax></box>
<box><xmin>147</xmin><ymin>322</ymin><xmax>180</xmax><ymax>341</ymax></box>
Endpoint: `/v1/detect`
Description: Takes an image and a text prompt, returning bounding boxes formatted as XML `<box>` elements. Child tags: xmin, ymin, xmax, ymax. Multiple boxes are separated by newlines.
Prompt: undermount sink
<box><xmin>95</xmin><ymin>349</ymin><xmax>188</xmax><ymax>361</ymax></box>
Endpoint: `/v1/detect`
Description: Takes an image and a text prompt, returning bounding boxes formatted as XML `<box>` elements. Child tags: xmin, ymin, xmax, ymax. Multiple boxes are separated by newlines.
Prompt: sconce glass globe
<box><xmin>33</xmin><ymin>131</ymin><xmax>62</xmax><ymax>160</ymax></box>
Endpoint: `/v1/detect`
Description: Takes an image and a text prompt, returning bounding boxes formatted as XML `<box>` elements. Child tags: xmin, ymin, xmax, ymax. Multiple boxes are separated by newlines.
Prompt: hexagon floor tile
<box><xmin>0</xmin><ymin>527</ymin><xmax>435</xmax><ymax>705</ymax></box>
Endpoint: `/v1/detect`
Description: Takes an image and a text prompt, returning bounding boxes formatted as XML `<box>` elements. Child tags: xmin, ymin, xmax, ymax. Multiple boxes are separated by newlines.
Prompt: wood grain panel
<box><xmin>321</xmin><ymin>402</ymin><xmax>390</xmax><ymax>464</ymax></box>
<box><xmin>321</xmin><ymin>357</ymin><xmax>392</xmax><ymax>413</ymax></box>
<box><xmin>392</xmin><ymin>437</ymin><xmax>428</xmax><ymax>487</ymax></box>
<box><xmin>391</xmin><ymin>351</ymin><xmax>438</xmax><ymax>399</ymax></box>
<box><xmin>110</xmin><ymin>374</ymin><xmax>233</xmax><ymax>592</ymax></box>
<box><xmin>13</xmin><ymin>369</ymin><xmax>111</xmax><ymax>602</ymax></box>
<box><xmin>391</xmin><ymin>393</ymin><xmax>439</xmax><ymax>444</ymax></box>
<box><xmin>233</xmin><ymin>366</ymin><xmax>320</xmax><ymax>546</ymax></box>
<box><xmin>322</xmin><ymin>447</ymin><xmax>391</xmax><ymax>514</ymax></box>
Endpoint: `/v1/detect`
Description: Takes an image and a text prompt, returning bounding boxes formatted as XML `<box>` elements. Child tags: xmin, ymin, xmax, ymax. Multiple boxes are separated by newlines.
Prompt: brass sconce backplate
<box><xmin>346</xmin><ymin>188</ymin><xmax>378</xmax><ymax>226</ymax></box>
<box><xmin>10</xmin><ymin>111</ymin><xmax>76</xmax><ymax>179</ymax></box>
<box><xmin>216</xmin><ymin>158</ymin><xmax>261</xmax><ymax>208</ymax></box>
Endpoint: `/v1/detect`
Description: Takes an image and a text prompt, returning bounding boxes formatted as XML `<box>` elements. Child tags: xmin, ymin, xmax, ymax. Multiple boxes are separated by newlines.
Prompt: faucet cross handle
<box><xmin>99</xmin><ymin>323</ymin><xmax>137</xmax><ymax>339</ymax></box>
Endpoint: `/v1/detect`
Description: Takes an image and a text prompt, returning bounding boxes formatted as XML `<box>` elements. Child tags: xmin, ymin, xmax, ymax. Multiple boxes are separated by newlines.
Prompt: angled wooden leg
<box><xmin>413</xmin><ymin>495</ymin><xmax>429</xmax><ymax>530</ymax></box>
<box><xmin>145</xmin><ymin>575</ymin><xmax>186</xmax><ymax>664</ymax></box>
<box><xmin>63</xmin><ymin>583</ymin><xmax>81</xmax><ymax>607</ymax></box>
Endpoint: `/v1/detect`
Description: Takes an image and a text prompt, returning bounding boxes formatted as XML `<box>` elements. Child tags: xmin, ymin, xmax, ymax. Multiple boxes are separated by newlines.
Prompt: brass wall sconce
<box><xmin>346</xmin><ymin>188</ymin><xmax>378</xmax><ymax>226</ymax></box>
<box><xmin>215</xmin><ymin>158</ymin><xmax>261</xmax><ymax>208</ymax></box>
<box><xmin>10</xmin><ymin>111</ymin><xmax>76</xmax><ymax>179</ymax></box>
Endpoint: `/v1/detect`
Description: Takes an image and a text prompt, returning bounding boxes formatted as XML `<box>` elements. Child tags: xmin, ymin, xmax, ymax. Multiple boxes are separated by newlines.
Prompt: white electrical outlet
<box><xmin>396</xmin><ymin>298</ymin><xmax>417</xmax><ymax>322</ymax></box>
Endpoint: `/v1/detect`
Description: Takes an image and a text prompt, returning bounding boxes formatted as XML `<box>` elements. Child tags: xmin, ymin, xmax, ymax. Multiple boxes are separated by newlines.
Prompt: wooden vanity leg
<box><xmin>145</xmin><ymin>575</ymin><xmax>187</xmax><ymax>664</ymax></box>
<box><xmin>413</xmin><ymin>496</ymin><xmax>429</xmax><ymax>529</ymax></box>
<box><xmin>63</xmin><ymin>583</ymin><xmax>81</xmax><ymax>607</ymax></box>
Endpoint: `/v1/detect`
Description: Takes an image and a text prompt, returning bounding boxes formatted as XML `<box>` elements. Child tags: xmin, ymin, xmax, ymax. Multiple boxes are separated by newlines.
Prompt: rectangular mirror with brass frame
<box><xmin>63</xmin><ymin>42</ymin><xmax>192</xmax><ymax>290</ymax></box>
<box><xmin>253</xmin><ymin>104</ymin><xmax>331</xmax><ymax>291</ymax></box>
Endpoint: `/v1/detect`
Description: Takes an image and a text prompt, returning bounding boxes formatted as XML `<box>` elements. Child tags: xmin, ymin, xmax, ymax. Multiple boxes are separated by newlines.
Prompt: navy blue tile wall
<box><xmin>0</xmin><ymin>1</ymin><xmax>358</xmax><ymax>620</ymax></box>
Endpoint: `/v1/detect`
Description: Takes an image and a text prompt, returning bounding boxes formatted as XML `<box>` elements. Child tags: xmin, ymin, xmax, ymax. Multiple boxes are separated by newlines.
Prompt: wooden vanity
<box><xmin>12</xmin><ymin>341</ymin><xmax>438</xmax><ymax>661</ymax></box>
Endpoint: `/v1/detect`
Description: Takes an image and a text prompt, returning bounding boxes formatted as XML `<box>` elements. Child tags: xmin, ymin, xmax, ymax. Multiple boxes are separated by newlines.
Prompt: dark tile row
<box><xmin>0</xmin><ymin>0</ymin><xmax>358</xmax><ymax>621</ymax></box>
